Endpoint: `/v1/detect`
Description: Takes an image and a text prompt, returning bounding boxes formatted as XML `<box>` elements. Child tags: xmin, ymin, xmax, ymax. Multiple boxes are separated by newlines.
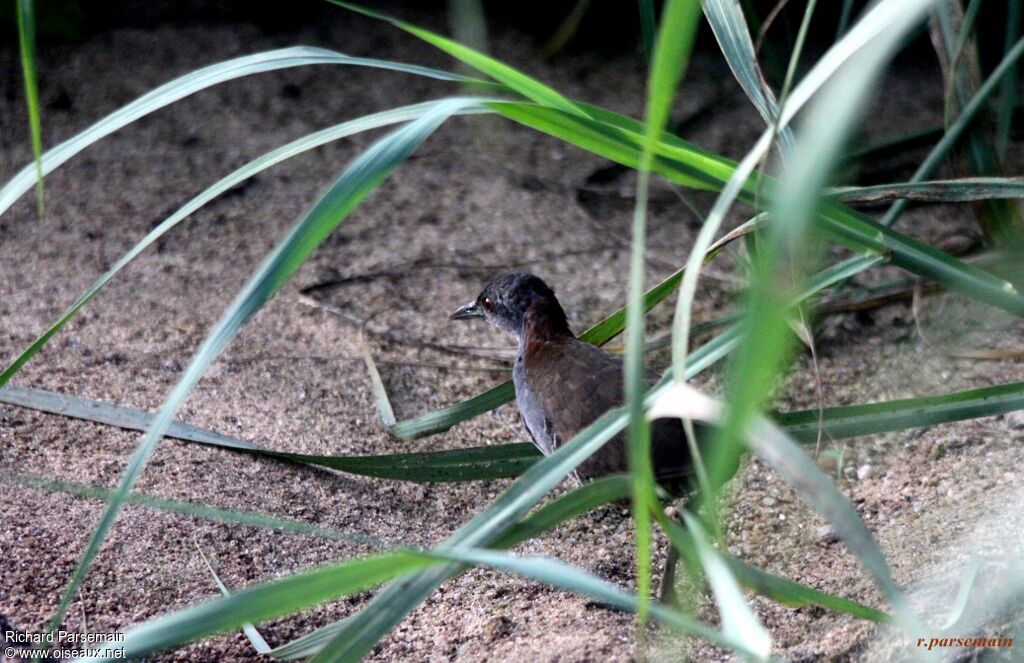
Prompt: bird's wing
<box><xmin>513</xmin><ymin>357</ymin><xmax>560</xmax><ymax>456</ymax></box>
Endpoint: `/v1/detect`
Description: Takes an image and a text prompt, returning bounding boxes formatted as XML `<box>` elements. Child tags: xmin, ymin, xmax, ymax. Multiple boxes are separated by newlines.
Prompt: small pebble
<box><xmin>857</xmin><ymin>464</ymin><xmax>873</xmax><ymax>481</ymax></box>
<box><xmin>817</xmin><ymin>525</ymin><xmax>840</xmax><ymax>544</ymax></box>
<box><xmin>761</xmin><ymin>496</ymin><xmax>777</xmax><ymax>507</ymax></box>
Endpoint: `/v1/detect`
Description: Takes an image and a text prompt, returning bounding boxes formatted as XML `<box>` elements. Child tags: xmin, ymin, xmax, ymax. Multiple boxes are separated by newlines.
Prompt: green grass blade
<box><xmin>777</xmin><ymin>379</ymin><xmax>1024</xmax><ymax>442</ymax></box>
<box><xmin>829</xmin><ymin>177</ymin><xmax>1024</xmax><ymax>204</ymax></box>
<box><xmin>80</xmin><ymin>552</ymin><xmax>433</xmax><ymax>662</ymax></box>
<box><xmin>2</xmin><ymin>471</ymin><xmax>396</xmax><ymax>548</ymax></box>
<box><xmin>701</xmin><ymin>0</ymin><xmax>794</xmax><ymax>154</ymax></box>
<box><xmin>623</xmin><ymin>0</ymin><xmax>702</xmax><ymax>633</ymax></box>
<box><xmin>0</xmin><ymin>47</ymin><xmax>489</xmax><ymax>219</ymax></box>
<box><xmin>15</xmin><ymin>0</ymin><xmax>44</xmax><ymax>214</ymax></box>
<box><xmin>329</xmin><ymin>2</ymin><xmax>584</xmax><ymax>117</ymax></box>
<box><xmin>11</xmin><ymin>372</ymin><xmax>1024</xmax><ymax>486</ymax></box>
<box><xmin>267</xmin><ymin>475</ymin><xmax>634</xmax><ymax>660</ymax></box>
<box><xmin>428</xmin><ymin>547</ymin><xmax>766</xmax><ymax>659</ymax></box>
<box><xmin>0</xmin><ymin>100</ymin><xmax>490</xmax><ymax>389</ymax></box>
<box><xmin>708</xmin><ymin>1</ymin><xmax>929</xmax><ymax>628</ymax></box>
<box><xmin>490</xmin><ymin>101</ymin><xmax>1024</xmax><ymax>317</ymax></box>
<box><xmin>45</xmin><ymin>97</ymin><xmax>482</xmax><ymax>637</ymax></box>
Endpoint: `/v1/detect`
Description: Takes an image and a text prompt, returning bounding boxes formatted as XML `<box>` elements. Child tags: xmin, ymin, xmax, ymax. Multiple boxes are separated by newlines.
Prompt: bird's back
<box><xmin>513</xmin><ymin>337</ymin><xmax>692</xmax><ymax>489</ymax></box>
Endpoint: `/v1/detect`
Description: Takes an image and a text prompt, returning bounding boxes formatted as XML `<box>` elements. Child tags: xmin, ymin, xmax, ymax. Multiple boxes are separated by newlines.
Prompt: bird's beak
<box><xmin>450</xmin><ymin>300</ymin><xmax>484</xmax><ymax>321</ymax></box>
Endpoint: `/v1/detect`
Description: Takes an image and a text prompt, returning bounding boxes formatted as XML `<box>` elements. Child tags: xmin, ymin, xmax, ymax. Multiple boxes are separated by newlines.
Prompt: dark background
<box><xmin>1</xmin><ymin>0</ymin><xmax>1015</xmax><ymax>72</ymax></box>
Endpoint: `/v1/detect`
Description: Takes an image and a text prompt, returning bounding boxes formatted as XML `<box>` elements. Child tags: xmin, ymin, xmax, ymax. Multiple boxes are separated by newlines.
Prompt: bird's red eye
<box><xmin>482</xmin><ymin>297</ymin><xmax>494</xmax><ymax>312</ymax></box>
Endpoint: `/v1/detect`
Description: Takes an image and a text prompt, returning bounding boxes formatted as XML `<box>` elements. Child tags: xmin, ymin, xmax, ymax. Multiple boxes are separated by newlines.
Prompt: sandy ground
<box><xmin>1</xmin><ymin>7</ymin><xmax>1023</xmax><ymax>662</ymax></box>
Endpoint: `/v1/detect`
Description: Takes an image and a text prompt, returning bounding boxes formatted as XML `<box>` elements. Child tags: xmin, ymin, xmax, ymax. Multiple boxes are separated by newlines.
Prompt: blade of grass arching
<box><xmin>776</xmin><ymin>379</ymin><xmax>1024</xmax><ymax>442</ymax></box>
<box><xmin>79</xmin><ymin>552</ymin><xmax>435</xmax><ymax>662</ymax></box>
<box><xmin>2</xmin><ymin>471</ymin><xmax>396</xmax><ymax>548</ymax></box>
<box><xmin>308</xmin><ymin>403</ymin><xmax>635</xmax><ymax>662</ymax></box>
<box><xmin>705</xmin><ymin>6</ymin><xmax>927</xmax><ymax>629</ymax></box>
<box><xmin>0</xmin><ymin>385</ymin><xmax>540</xmax><ymax>481</ymax></box>
<box><xmin>997</xmin><ymin>1</ymin><xmax>1022</xmax><ymax>161</ymax></box>
<box><xmin>623</xmin><ymin>0</ymin><xmax>702</xmax><ymax>634</ymax></box>
<box><xmin>681</xmin><ymin>512</ymin><xmax>772</xmax><ymax>658</ymax></box>
<box><xmin>701</xmin><ymin>0</ymin><xmax>794</xmax><ymax>155</ymax></box>
<box><xmin>654</xmin><ymin>508</ymin><xmax>894</xmax><ymax>623</ymax></box>
<box><xmin>84</xmin><ymin>541</ymin><xmax>763</xmax><ymax>662</ymax></box>
<box><xmin>0</xmin><ymin>100</ymin><xmax>490</xmax><ymax>389</ymax></box>
<box><xmin>44</xmin><ymin>98</ymin><xmax>481</xmax><ymax>637</ymax></box>
<box><xmin>16</xmin><ymin>0</ymin><xmax>44</xmax><ymax>214</ymax></box>
<box><xmin>829</xmin><ymin>177</ymin><xmax>1024</xmax><ymax>205</ymax></box>
<box><xmin>12</xmin><ymin>371</ymin><xmax>1024</xmax><ymax>485</ymax></box>
<box><xmin>494</xmin><ymin>99</ymin><xmax>1024</xmax><ymax>316</ymax></box>
<box><xmin>329</xmin><ymin>2</ymin><xmax>584</xmax><ymax>117</ymax></box>
<box><xmin>0</xmin><ymin>47</ymin><xmax>494</xmax><ymax>219</ymax></box>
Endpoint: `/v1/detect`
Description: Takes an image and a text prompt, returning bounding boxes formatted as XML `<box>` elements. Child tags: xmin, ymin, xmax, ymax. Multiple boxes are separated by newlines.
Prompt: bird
<box><xmin>451</xmin><ymin>272</ymin><xmax>694</xmax><ymax>493</ymax></box>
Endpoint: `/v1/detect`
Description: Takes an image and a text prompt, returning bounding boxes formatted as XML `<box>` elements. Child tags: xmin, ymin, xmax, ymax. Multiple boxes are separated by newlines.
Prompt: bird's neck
<box><xmin>517</xmin><ymin>301</ymin><xmax>573</xmax><ymax>356</ymax></box>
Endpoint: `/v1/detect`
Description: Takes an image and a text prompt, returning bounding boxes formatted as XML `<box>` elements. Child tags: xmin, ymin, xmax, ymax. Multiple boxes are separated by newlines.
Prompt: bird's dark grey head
<box><xmin>451</xmin><ymin>272</ymin><xmax>572</xmax><ymax>340</ymax></box>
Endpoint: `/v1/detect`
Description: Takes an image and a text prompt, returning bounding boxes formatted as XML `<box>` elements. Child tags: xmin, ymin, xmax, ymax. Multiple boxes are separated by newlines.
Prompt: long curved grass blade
<box><xmin>195</xmin><ymin>543</ymin><xmax>273</xmax><ymax>654</ymax></box>
<box><xmin>776</xmin><ymin>379</ymin><xmax>1024</xmax><ymax>442</ymax></box>
<box><xmin>329</xmin><ymin>1</ymin><xmax>584</xmax><ymax>117</ymax></box>
<box><xmin>701</xmin><ymin>0</ymin><xmax>794</xmax><ymax>154</ymax></box>
<box><xmin>0</xmin><ymin>47</ymin><xmax>491</xmax><ymax>219</ymax></box>
<box><xmin>82</xmin><ymin>539</ymin><xmax>762</xmax><ymax>662</ymax></box>
<box><xmin>426</xmin><ymin>547</ymin><xmax>767</xmax><ymax>660</ymax></box>
<box><xmin>45</xmin><ymin>97</ymin><xmax>483</xmax><ymax>637</ymax></box>
<box><xmin>0</xmin><ymin>101</ymin><xmax>489</xmax><ymax>389</ymax></box>
<box><xmin>490</xmin><ymin>100</ymin><xmax>1024</xmax><ymax>317</ymax></box>
<box><xmin>15</xmin><ymin>0</ymin><xmax>44</xmax><ymax>214</ymax></box>
<box><xmin>80</xmin><ymin>552</ymin><xmax>433</xmax><ymax>662</ymax></box>
<box><xmin>0</xmin><ymin>385</ymin><xmax>540</xmax><ymax>480</ymax></box>
<box><xmin>3</xmin><ymin>471</ymin><xmax>396</xmax><ymax>548</ymax></box>
<box><xmin>10</xmin><ymin>372</ymin><xmax>1024</xmax><ymax>485</ymax></box>
<box><xmin>706</xmin><ymin>5</ymin><xmax>928</xmax><ymax>627</ymax></box>
<box><xmin>829</xmin><ymin>177</ymin><xmax>1024</xmax><ymax>204</ymax></box>
<box><xmin>623</xmin><ymin>0</ymin><xmax>702</xmax><ymax>632</ymax></box>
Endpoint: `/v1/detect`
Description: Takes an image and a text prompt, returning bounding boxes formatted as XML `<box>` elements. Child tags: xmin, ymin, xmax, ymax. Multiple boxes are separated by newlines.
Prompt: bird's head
<box><xmin>451</xmin><ymin>272</ymin><xmax>572</xmax><ymax>341</ymax></box>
